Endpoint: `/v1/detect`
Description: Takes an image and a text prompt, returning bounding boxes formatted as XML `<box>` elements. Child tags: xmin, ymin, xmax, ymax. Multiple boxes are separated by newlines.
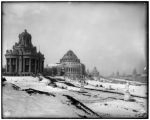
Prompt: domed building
<box><xmin>5</xmin><ymin>29</ymin><xmax>44</xmax><ymax>76</ymax></box>
<box><xmin>91</xmin><ymin>67</ymin><xmax>100</xmax><ymax>80</ymax></box>
<box><xmin>60</xmin><ymin>50</ymin><xmax>86</xmax><ymax>80</ymax></box>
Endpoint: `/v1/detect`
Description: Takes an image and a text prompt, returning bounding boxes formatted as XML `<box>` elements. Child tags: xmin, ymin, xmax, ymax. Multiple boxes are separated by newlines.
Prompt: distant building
<box><xmin>86</xmin><ymin>69</ymin><xmax>90</xmax><ymax>77</ymax></box>
<box><xmin>46</xmin><ymin>50</ymin><xmax>86</xmax><ymax>80</ymax></box>
<box><xmin>132</xmin><ymin>68</ymin><xmax>137</xmax><ymax>80</ymax></box>
<box><xmin>116</xmin><ymin>71</ymin><xmax>120</xmax><ymax>77</ymax></box>
<box><xmin>91</xmin><ymin>67</ymin><xmax>100</xmax><ymax>80</ymax></box>
<box><xmin>5</xmin><ymin>29</ymin><xmax>44</xmax><ymax>76</ymax></box>
<box><xmin>45</xmin><ymin>63</ymin><xmax>62</xmax><ymax>76</ymax></box>
<box><xmin>109</xmin><ymin>67</ymin><xmax>147</xmax><ymax>83</ymax></box>
<box><xmin>60</xmin><ymin>50</ymin><xmax>85</xmax><ymax>79</ymax></box>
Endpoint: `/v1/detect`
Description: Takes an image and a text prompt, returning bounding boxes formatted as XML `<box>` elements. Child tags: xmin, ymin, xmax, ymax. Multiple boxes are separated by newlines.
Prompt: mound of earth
<box><xmin>2</xmin><ymin>82</ymin><xmax>100</xmax><ymax>118</ymax></box>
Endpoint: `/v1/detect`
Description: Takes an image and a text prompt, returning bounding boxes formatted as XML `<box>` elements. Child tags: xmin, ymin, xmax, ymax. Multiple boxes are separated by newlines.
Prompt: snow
<box><xmin>49</xmin><ymin>76</ymin><xmax>65</xmax><ymax>80</ymax></box>
<box><xmin>47</xmin><ymin>63</ymin><xmax>60</xmax><ymax>67</ymax></box>
<box><xmin>4</xmin><ymin>76</ymin><xmax>39</xmax><ymax>82</ymax></box>
<box><xmin>3</xmin><ymin>76</ymin><xmax>65</xmax><ymax>93</ymax></box>
<box><xmin>2</xmin><ymin>76</ymin><xmax>147</xmax><ymax>118</ymax></box>
<box><xmin>40</xmin><ymin>78</ymin><xmax>51</xmax><ymax>85</ymax></box>
<box><xmin>111</xmin><ymin>78</ymin><xmax>147</xmax><ymax>85</ymax></box>
<box><xmin>3</xmin><ymin>82</ymin><xmax>99</xmax><ymax>118</ymax></box>
<box><xmin>85</xmin><ymin>100</ymin><xmax>146</xmax><ymax>118</ymax></box>
<box><xmin>86</xmin><ymin>80</ymin><xmax>147</xmax><ymax>97</ymax></box>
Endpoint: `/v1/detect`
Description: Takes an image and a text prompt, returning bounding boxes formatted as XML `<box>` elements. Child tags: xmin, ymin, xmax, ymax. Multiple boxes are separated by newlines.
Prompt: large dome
<box><xmin>60</xmin><ymin>50</ymin><xmax>80</xmax><ymax>63</ymax></box>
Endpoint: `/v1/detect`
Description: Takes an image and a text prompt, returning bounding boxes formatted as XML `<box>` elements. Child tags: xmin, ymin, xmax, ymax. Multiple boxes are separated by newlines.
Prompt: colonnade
<box><xmin>6</xmin><ymin>57</ymin><xmax>18</xmax><ymax>73</ymax></box>
<box><xmin>6</xmin><ymin>57</ymin><xmax>44</xmax><ymax>75</ymax></box>
<box><xmin>65</xmin><ymin>67</ymin><xmax>82</xmax><ymax>74</ymax></box>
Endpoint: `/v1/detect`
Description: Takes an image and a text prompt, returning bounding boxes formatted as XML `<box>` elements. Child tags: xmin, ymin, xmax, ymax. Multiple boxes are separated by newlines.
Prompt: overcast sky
<box><xmin>2</xmin><ymin>2</ymin><xmax>147</xmax><ymax>76</ymax></box>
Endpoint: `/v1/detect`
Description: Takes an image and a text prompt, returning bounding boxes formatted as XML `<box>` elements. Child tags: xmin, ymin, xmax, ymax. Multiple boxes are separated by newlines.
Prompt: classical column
<box><xmin>10</xmin><ymin>58</ymin><xmax>12</xmax><ymax>73</ymax></box>
<box><xmin>19</xmin><ymin>56</ymin><xmax>22</xmax><ymax>74</ymax></box>
<box><xmin>22</xmin><ymin>58</ymin><xmax>24</xmax><ymax>72</ymax></box>
<box><xmin>35</xmin><ymin>59</ymin><xmax>37</xmax><ymax>74</ymax></box>
<box><xmin>22</xmin><ymin>58</ymin><xmax>24</xmax><ymax>73</ymax></box>
<box><xmin>39</xmin><ymin>60</ymin><xmax>41</xmax><ymax>73</ymax></box>
<box><xmin>41</xmin><ymin>61</ymin><xmax>43</xmax><ymax>72</ymax></box>
<box><xmin>7</xmin><ymin>58</ymin><xmax>9</xmax><ymax>73</ymax></box>
<box><xmin>16</xmin><ymin>58</ymin><xmax>18</xmax><ymax>73</ymax></box>
<box><xmin>29</xmin><ymin>58</ymin><xmax>31</xmax><ymax>73</ymax></box>
<box><xmin>21</xmin><ymin>56</ymin><xmax>23</xmax><ymax>73</ymax></box>
<box><xmin>39</xmin><ymin>59</ymin><xmax>41</xmax><ymax>73</ymax></box>
<box><xmin>37</xmin><ymin>60</ymin><xmax>38</xmax><ymax>73</ymax></box>
<box><xmin>42</xmin><ymin>61</ymin><xmax>44</xmax><ymax>72</ymax></box>
<box><xmin>40</xmin><ymin>60</ymin><xmax>42</xmax><ymax>73</ymax></box>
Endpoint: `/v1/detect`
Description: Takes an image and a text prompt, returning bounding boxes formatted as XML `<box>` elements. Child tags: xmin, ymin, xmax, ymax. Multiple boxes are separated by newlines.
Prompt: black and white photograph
<box><xmin>1</xmin><ymin>1</ymin><xmax>148</xmax><ymax>118</ymax></box>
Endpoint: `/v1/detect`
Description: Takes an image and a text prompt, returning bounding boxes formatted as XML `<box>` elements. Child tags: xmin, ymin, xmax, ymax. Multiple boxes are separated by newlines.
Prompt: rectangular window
<box><xmin>25</xmin><ymin>58</ymin><xmax>29</xmax><ymax>72</ymax></box>
<box><xmin>31</xmin><ymin>59</ymin><xmax>35</xmax><ymax>72</ymax></box>
<box><xmin>7</xmin><ymin>59</ymin><xmax>10</xmax><ymax>65</ymax></box>
<box><xmin>25</xmin><ymin>58</ymin><xmax>29</xmax><ymax>65</ymax></box>
<box><xmin>12</xmin><ymin>58</ymin><xmax>16</xmax><ymax>72</ymax></box>
<box><xmin>7</xmin><ymin>65</ymin><xmax>9</xmax><ymax>72</ymax></box>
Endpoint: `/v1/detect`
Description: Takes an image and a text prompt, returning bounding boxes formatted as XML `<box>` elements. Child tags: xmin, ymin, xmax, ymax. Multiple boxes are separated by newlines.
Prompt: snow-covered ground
<box><xmin>3</xmin><ymin>82</ymin><xmax>98</xmax><ymax>118</ymax></box>
<box><xmin>85</xmin><ymin>99</ymin><xmax>146</xmax><ymax>118</ymax></box>
<box><xmin>2</xmin><ymin>76</ymin><xmax>147</xmax><ymax>118</ymax></box>
<box><xmin>86</xmin><ymin>80</ymin><xmax>147</xmax><ymax>97</ymax></box>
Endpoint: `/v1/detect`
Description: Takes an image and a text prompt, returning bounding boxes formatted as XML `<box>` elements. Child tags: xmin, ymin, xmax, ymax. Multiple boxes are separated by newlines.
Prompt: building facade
<box><xmin>5</xmin><ymin>29</ymin><xmax>44</xmax><ymax>76</ymax></box>
<box><xmin>45</xmin><ymin>63</ymin><xmax>62</xmax><ymax>76</ymax></box>
<box><xmin>45</xmin><ymin>50</ymin><xmax>85</xmax><ymax>80</ymax></box>
<box><xmin>60</xmin><ymin>50</ymin><xmax>86</xmax><ymax>79</ymax></box>
<box><xmin>60</xmin><ymin>50</ymin><xmax>85</xmax><ymax>79</ymax></box>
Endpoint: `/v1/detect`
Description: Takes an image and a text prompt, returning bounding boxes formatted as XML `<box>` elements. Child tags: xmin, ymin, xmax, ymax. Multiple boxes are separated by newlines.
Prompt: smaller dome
<box><xmin>92</xmin><ymin>67</ymin><xmax>99</xmax><ymax>77</ymax></box>
<box><xmin>60</xmin><ymin>50</ymin><xmax>80</xmax><ymax>63</ymax></box>
<box><xmin>63</xmin><ymin>50</ymin><xmax>77</xmax><ymax>59</ymax></box>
